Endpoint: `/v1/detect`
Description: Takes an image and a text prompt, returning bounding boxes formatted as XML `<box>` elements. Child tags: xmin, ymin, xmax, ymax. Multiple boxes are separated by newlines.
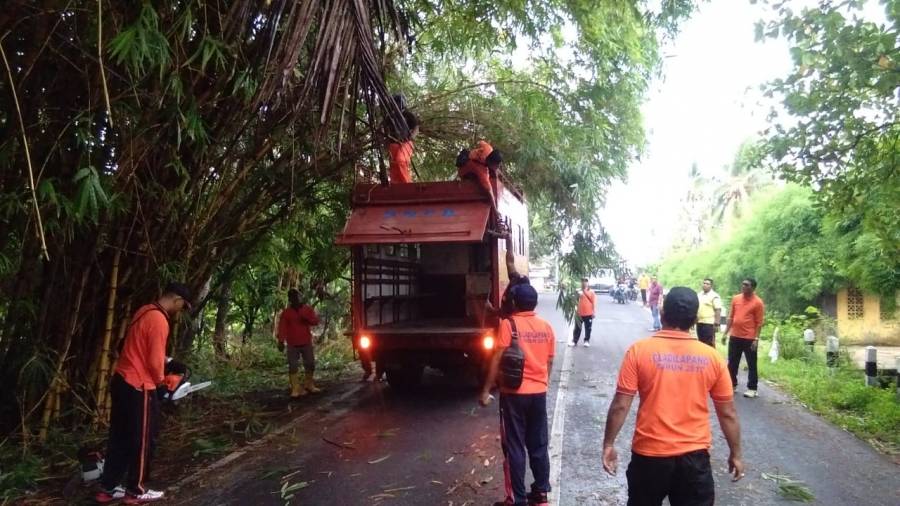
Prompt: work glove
<box><xmin>486</xmin><ymin>149</ymin><xmax>503</xmax><ymax>167</ymax></box>
<box><xmin>277</xmin><ymin>341</ymin><xmax>285</xmax><ymax>353</ymax></box>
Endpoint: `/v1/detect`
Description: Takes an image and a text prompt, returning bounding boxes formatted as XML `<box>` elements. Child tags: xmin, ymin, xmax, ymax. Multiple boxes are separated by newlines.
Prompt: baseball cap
<box><xmin>662</xmin><ymin>286</ymin><xmax>699</xmax><ymax>322</ymax></box>
<box><xmin>511</xmin><ymin>283</ymin><xmax>538</xmax><ymax>310</ymax></box>
<box><xmin>164</xmin><ymin>282</ymin><xmax>192</xmax><ymax>309</ymax></box>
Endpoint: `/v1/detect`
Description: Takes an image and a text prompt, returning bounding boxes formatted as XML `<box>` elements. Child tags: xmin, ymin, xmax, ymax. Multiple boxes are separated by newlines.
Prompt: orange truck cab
<box><xmin>336</xmin><ymin>178</ymin><xmax>528</xmax><ymax>389</ymax></box>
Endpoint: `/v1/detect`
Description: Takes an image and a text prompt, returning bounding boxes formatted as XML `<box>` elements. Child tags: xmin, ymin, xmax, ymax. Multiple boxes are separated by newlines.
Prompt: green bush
<box><xmin>759</xmin><ymin>343</ymin><xmax>900</xmax><ymax>452</ymax></box>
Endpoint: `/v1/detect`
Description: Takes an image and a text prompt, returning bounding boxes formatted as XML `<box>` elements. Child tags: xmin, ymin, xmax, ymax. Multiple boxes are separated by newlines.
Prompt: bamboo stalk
<box><xmin>0</xmin><ymin>35</ymin><xmax>49</xmax><ymax>261</ymax></box>
<box><xmin>95</xmin><ymin>246</ymin><xmax>121</xmax><ymax>424</ymax></box>
<box><xmin>38</xmin><ymin>269</ymin><xmax>89</xmax><ymax>441</ymax></box>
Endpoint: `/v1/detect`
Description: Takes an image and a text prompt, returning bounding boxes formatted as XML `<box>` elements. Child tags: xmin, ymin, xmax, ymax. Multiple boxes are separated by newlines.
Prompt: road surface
<box><xmin>172</xmin><ymin>294</ymin><xmax>899</xmax><ymax>505</ymax></box>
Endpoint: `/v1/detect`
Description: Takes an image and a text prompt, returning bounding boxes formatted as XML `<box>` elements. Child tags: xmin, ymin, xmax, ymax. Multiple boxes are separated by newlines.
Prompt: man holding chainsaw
<box><xmin>97</xmin><ymin>282</ymin><xmax>192</xmax><ymax>504</ymax></box>
<box><xmin>277</xmin><ymin>288</ymin><xmax>322</xmax><ymax>398</ymax></box>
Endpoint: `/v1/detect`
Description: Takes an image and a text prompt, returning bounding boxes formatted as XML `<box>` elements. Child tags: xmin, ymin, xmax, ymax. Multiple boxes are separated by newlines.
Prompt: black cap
<box><xmin>662</xmin><ymin>286</ymin><xmax>699</xmax><ymax>323</ymax></box>
<box><xmin>163</xmin><ymin>282</ymin><xmax>192</xmax><ymax>309</ymax></box>
<box><xmin>511</xmin><ymin>283</ymin><xmax>538</xmax><ymax>310</ymax></box>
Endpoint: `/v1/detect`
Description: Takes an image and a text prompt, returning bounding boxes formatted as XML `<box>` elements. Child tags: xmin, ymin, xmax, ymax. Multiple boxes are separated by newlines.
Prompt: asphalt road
<box><xmin>172</xmin><ymin>294</ymin><xmax>899</xmax><ymax>505</ymax></box>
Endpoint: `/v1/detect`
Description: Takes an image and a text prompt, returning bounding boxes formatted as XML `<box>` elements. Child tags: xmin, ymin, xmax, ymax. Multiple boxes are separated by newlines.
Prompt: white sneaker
<box><xmin>583</xmin><ymin>342</ymin><xmax>591</xmax><ymax>347</ymax></box>
<box><xmin>124</xmin><ymin>489</ymin><xmax>165</xmax><ymax>504</ymax></box>
<box><xmin>743</xmin><ymin>390</ymin><xmax>758</xmax><ymax>399</ymax></box>
<box><xmin>95</xmin><ymin>485</ymin><xmax>126</xmax><ymax>504</ymax></box>
<box><xmin>568</xmin><ymin>342</ymin><xmax>576</xmax><ymax>347</ymax></box>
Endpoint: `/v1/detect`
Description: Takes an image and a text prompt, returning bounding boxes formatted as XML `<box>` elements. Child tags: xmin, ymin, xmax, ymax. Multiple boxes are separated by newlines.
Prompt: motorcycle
<box><xmin>627</xmin><ymin>286</ymin><xmax>638</xmax><ymax>301</ymax></box>
<box><xmin>614</xmin><ymin>284</ymin><xmax>627</xmax><ymax>304</ymax></box>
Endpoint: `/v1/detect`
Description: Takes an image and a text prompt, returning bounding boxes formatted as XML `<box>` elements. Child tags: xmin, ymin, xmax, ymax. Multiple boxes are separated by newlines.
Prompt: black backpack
<box><xmin>499</xmin><ymin>317</ymin><xmax>525</xmax><ymax>390</ymax></box>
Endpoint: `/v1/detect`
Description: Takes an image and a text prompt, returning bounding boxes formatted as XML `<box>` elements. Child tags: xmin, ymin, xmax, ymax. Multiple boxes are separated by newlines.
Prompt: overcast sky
<box><xmin>599</xmin><ymin>0</ymin><xmax>793</xmax><ymax>267</ymax></box>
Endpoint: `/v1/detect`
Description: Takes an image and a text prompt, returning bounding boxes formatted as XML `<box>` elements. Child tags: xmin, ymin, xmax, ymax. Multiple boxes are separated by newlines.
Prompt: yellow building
<box><xmin>835</xmin><ymin>287</ymin><xmax>900</xmax><ymax>345</ymax></box>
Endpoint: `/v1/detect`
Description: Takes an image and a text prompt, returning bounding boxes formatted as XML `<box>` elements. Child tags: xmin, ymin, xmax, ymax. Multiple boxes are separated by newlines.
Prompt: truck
<box><xmin>335</xmin><ymin>177</ymin><xmax>528</xmax><ymax>389</ymax></box>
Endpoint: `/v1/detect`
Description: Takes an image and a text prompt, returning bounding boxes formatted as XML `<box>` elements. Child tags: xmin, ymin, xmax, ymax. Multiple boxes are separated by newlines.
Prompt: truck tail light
<box><xmin>359</xmin><ymin>335</ymin><xmax>372</xmax><ymax>350</ymax></box>
<box><xmin>482</xmin><ymin>335</ymin><xmax>495</xmax><ymax>351</ymax></box>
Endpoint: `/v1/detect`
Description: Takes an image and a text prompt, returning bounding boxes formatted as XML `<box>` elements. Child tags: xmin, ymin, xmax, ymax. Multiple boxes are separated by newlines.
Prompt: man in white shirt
<box><xmin>696</xmin><ymin>278</ymin><xmax>722</xmax><ymax>347</ymax></box>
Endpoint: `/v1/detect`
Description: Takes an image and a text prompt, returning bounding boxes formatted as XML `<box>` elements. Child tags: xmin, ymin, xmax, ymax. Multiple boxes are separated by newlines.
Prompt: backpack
<box><xmin>499</xmin><ymin>317</ymin><xmax>525</xmax><ymax>390</ymax></box>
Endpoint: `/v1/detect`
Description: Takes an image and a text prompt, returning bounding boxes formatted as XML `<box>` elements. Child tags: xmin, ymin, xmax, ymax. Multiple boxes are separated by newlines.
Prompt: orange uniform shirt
<box><xmin>388</xmin><ymin>141</ymin><xmax>414</xmax><ymax>183</ymax></box>
<box><xmin>115</xmin><ymin>304</ymin><xmax>170</xmax><ymax>390</ymax></box>
<box><xmin>457</xmin><ymin>140</ymin><xmax>495</xmax><ymax>201</ymax></box>
<box><xmin>577</xmin><ymin>289</ymin><xmax>596</xmax><ymax>317</ymax></box>
<box><xmin>616</xmin><ymin>330</ymin><xmax>733</xmax><ymax>457</ymax></box>
<box><xmin>497</xmin><ymin>311</ymin><xmax>556</xmax><ymax>395</ymax></box>
<box><xmin>729</xmin><ymin>294</ymin><xmax>765</xmax><ymax>340</ymax></box>
<box><xmin>277</xmin><ymin>304</ymin><xmax>320</xmax><ymax>346</ymax></box>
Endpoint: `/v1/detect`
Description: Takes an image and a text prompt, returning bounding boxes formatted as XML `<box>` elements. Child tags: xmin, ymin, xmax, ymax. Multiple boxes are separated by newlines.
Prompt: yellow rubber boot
<box><xmin>289</xmin><ymin>372</ymin><xmax>307</xmax><ymax>398</ymax></box>
<box><xmin>303</xmin><ymin>373</ymin><xmax>322</xmax><ymax>394</ymax></box>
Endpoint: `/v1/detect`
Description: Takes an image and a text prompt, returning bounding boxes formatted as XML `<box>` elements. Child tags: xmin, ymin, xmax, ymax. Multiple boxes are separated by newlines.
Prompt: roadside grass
<box><xmin>1</xmin><ymin>335</ymin><xmax>358</xmax><ymax>503</ymax></box>
<box><xmin>718</xmin><ymin>338</ymin><xmax>900</xmax><ymax>456</ymax></box>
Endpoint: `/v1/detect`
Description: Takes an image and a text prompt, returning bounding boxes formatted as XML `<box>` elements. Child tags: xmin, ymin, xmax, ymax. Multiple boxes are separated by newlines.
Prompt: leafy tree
<box><xmin>757</xmin><ymin>0</ymin><xmax>899</xmax><ymax>299</ymax></box>
<box><xmin>660</xmin><ymin>184</ymin><xmax>839</xmax><ymax>315</ymax></box>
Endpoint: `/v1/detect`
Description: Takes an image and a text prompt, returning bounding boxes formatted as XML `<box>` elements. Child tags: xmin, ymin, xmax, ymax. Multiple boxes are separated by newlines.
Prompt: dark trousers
<box><xmin>572</xmin><ymin>315</ymin><xmax>593</xmax><ymax>344</ymax></box>
<box><xmin>728</xmin><ymin>337</ymin><xmax>758</xmax><ymax>390</ymax></box>
<box><xmin>640</xmin><ymin>289</ymin><xmax>647</xmax><ymax>304</ymax></box>
<box><xmin>101</xmin><ymin>373</ymin><xmax>160</xmax><ymax>494</ymax></box>
<box><xmin>695</xmin><ymin>323</ymin><xmax>716</xmax><ymax>347</ymax></box>
<box><xmin>626</xmin><ymin>450</ymin><xmax>714</xmax><ymax>506</ymax></box>
<box><xmin>499</xmin><ymin>393</ymin><xmax>550</xmax><ymax>505</ymax></box>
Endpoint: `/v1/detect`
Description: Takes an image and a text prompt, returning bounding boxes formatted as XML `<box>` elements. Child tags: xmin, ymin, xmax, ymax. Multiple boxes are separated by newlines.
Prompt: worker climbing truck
<box><xmin>336</xmin><ymin>177</ymin><xmax>528</xmax><ymax>389</ymax></box>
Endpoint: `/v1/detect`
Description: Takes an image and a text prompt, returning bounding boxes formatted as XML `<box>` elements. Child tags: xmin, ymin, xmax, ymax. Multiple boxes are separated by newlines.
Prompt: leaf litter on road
<box><xmin>761</xmin><ymin>472</ymin><xmax>815</xmax><ymax>502</ymax></box>
<box><xmin>368</xmin><ymin>454</ymin><xmax>391</xmax><ymax>464</ymax></box>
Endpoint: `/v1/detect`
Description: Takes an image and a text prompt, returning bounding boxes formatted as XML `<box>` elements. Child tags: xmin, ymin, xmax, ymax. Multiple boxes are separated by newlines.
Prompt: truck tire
<box><xmin>386</xmin><ymin>365</ymin><xmax>424</xmax><ymax>391</ymax></box>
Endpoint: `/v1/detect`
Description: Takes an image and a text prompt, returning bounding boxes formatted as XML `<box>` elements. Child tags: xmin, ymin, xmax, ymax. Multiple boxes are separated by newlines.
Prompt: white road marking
<box><xmin>549</xmin><ymin>327</ymin><xmax>574</xmax><ymax>504</ymax></box>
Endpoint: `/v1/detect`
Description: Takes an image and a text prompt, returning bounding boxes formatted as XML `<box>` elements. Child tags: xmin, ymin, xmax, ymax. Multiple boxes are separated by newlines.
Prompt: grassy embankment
<box><xmin>716</xmin><ymin>331</ymin><xmax>899</xmax><ymax>456</ymax></box>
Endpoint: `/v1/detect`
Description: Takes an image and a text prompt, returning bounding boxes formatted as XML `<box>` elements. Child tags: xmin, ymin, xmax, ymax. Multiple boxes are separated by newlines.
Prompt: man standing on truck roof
<box><xmin>602</xmin><ymin>287</ymin><xmax>744</xmax><ymax>505</ymax></box>
<box><xmin>387</xmin><ymin>111</ymin><xmax>419</xmax><ymax>184</ymax></box>
<box><xmin>723</xmin><ymin>278</ymin><xmax>765</xmax><ymax>399</ymax></box>
<box><xmin>277</xmin><ymin>288</ymin><xmax>322</xmax><ymax>398</ymax></box>
<box><xmin>570</xmin><ymin>277</ymin><xmax>596</xmax><ymax>347</ymax></box>
<box><xmin>480</xmin><ymin>283</ymin><xmax>555</xmax><ymax>506</ymax></box>
<box><xmin>96</xmin><ymin>282</ymin><xmax>192</xmax><ymax>505</ymax></box>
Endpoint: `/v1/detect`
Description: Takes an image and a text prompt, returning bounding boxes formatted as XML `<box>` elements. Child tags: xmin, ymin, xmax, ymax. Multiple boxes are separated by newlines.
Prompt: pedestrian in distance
<box><xmin>97</xmin><ymin>283</ymin><xmax>193</xmax><ymax>504</ymax></box>
<box><xmin>638</xmin><ymin>272</ymin><xmax>650</xmax><ymax>306</ymax></box>
<box><xmin>647</xmin><ymin>276</ymin><xmax>663</xmax><ymax>332</ymax></box>
<box><xmin>696</xmin><ymin>278</ymin><xmax>722</xmax><ymax>348</ymax></box>
<box><xmin>723</xmin><ymin>278</ymin><xmax>765</xmax><ymax>398</ymax></box>
<box><xmin>277</xmin><ymin>288</ymin><xmax>322</xmax><ymax>398</ymax></box>
<box><xmin>571</xmin><ymin>277</ymin><xmax>596</xmax><ymax>347</ymax></box>
<box><xmin>602</xmin><ymin>286</ymin><xmax>744</xmax><ymax>506</ymax></box>
<box><xmin>480</xmin><ymin>283</ymin><xmax>555</xmax><ymax>506</ymax></box>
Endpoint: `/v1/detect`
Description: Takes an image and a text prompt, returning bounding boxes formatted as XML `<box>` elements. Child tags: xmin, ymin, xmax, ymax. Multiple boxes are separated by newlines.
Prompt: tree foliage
<box><xmin>0</xmin><ymin>0</ymin><xmax>406</xmax><ymax>435</ymax></box>
<box><xmin>660</xmin><ymin>184</ymin><xmax>840</xmax><ymax>315</ymax></box>
<box><xmin>757</xmin><ymin>0</ymin><xmax>900</xmax><ymax>295</ymax></box>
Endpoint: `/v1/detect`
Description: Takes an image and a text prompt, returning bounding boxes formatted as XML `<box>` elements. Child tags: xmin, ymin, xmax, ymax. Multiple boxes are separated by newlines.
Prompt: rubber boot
<box><xmin>303</xmin><ymin>373</ymin><xmax>322</xmax><ymax>394</ymax></box>
<box><xmin>289</xmin><ymin>372</ymin><xmax>307</xmax><ymax>398</ymax></box>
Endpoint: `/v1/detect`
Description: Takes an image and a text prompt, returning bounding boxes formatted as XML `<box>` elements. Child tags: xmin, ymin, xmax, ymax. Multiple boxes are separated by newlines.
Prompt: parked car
<box><xmin>590</xmin><ymin>269</ymin><xmax>616</xmax><ymax>293</ymax></box>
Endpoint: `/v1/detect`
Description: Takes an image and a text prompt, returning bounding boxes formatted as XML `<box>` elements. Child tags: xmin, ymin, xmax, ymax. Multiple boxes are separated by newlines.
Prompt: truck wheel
<box><xmin>386</xmin><ymin>365</ymin><xmax>424</xmax><ymax>391</ymax></box>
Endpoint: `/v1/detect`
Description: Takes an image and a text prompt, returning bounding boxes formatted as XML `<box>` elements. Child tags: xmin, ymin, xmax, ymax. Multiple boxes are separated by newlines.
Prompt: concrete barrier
<box><xmin>865</xmin><ymin>346</ymin><xmax>877</xmax><ymax>387</ymax></box>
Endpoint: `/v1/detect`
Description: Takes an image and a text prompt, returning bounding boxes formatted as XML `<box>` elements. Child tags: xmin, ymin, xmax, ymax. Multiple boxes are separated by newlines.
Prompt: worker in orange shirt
<box><xmin>723</xmin><ymin>277</ymin><xmax>766</xmax><ymax>398</ymax></box>
<box><xmin>457</xmin><ymin>140</ymin><xmax>502</xmax><ymax>209</ymax></box>
<box><xmin>277</xmin><ymin>288</ymin><xmax>322</xmax><ymax>398</ymax></box>
<box><xmin>97</xmin><ymin>283</ymin><xmax>192</xmax><ymax>505</ymax></box>
<box><xmin>387</xmin><ymin>111</ymin><xmax>420</xmax><ymax>184</ymax></box>
<box><xmin>570</xmin><ymin>277</ymin><xmax>596</xmax><ymax>347</ymax></box>
<box><xmin>480</xmin><ymin>283</ymin><xmax>555</xmax><ymax>506</ymax></box>
<box><xmin>602</xmin><ymin>286</ymin><xmax>743</xmax><ymax>505</ymax></box>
